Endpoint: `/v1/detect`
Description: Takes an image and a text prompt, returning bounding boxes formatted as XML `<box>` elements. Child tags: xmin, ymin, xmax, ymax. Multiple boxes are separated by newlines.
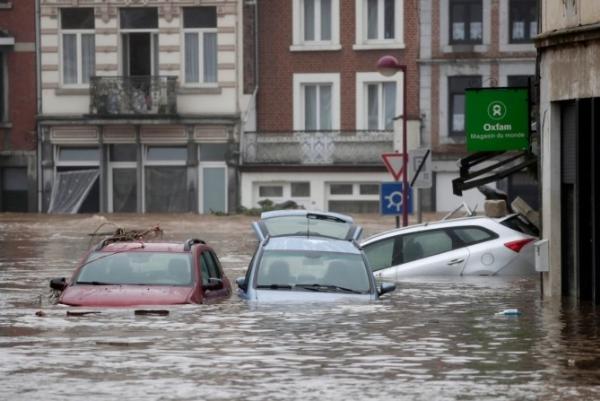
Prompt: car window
<box><xmin>201</xmin><ymin>251</ymin><xmax>222</xmax><ymax>287</ymax></box>
<box><xmin>452</xmin><ymin>226</ymin><xmax>497</xmax><ymax>246</ymax></box>
<box><xmin>363</xmin><ymin>237</ymin><xmax>395</xmax><ymax>272</ymax></box>
<box><xmin>256</xmin><ymin>250</ymin><xmax>370</xmax><ymax>293</ymax></box>
<box><xmin>76</xmin><ymin>252</ymin><xmax>193</xmax><ymax>286</ymax></box>
<box><xmin>500</xmin><ymin>215</ymin><xmax>539</xmax><ymax>237</ymax></box>
<box><xmin>401</xmin><ymin>230</ymin><xmax>453</xmax><ymax>263</ymax></box>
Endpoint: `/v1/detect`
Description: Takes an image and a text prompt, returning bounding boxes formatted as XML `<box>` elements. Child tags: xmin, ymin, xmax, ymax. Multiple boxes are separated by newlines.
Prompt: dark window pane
<box><xmin>110</xmin><ymin>144</ymin><xmax>138</xmax><ymax>162</ymax></box>
<box><xmin>145</xmin><ymin>166</ymin><xmax>187</xmax><ymax>212</ymax></box>
<box><xmin>146</xmin><ymin>146</ymin><xmax>187</xmax><ymax>161</ymax></box>
<box><xmin>120</xmin><ymin>8</ymin><xmax>158</xmax><ymax>29</ymax></box>
<box><xmin>384</xmin><ymin>0</ymin><xmax>395</xmax><ymax>39</ymax></box>
<box><xmin>259</xmin><ymin>186</ymin><xmax>283</xmax><ymax>197</ymax></box>
<box><xmin>450</xmin><ymin>0</ymin><xmax>483</xmax><ymax>44</ymax></box>
<box><xmin>329</xmin><ymin>184</ymin><xmax>353</xmax><ymax>195</ymax></box>
<box><xmin>112</xmin><ymin>168</ymin><xmax>137</xmax><ymax>212</ymax></box>
<box><xmin>449</xmin><ymin>76</ymin><xmax>481</xmax><ymax>136</ymax></box>
<box><xmin>291</xmin><ymin>182</ymin><xmax>310</xmax><ymax>197</ymax></box>
<box><xmin>59</xmin><ymin>147</ymin><xmax>100</xmax><ymax>162</ymax></box>
<box><xmin>1</xmin><ymin>167</ymin><xmax>28</xmax><ymax>212</ymax></box>
<box><xmin>364</xmin><ymin>237</ymin><xmax>395</xmax><ymax>271</ymax></box>
<box><xmin>61</xmin><ymin>8</ymin><xmax>95</xmax><ymax>30</ymax></box>
<box><xmin>200</xmin><ymin>143</ymin><xmax>228</xmax><ymax>161</ymax></box>
<box><xmin>507</xmin><ymin>75</ymin><xmax>532</xmax><ymax>88</ymax></box>
<box><xmin>452</xmin><ymin>226</ymin><xmax>496</xmax><ymax>246</ymax></box>
<box><xmin>402</xmin><ymin>230</ymin><xmax>453</xmax><ymax>263</ymax></box>
<box><xmin>360</xmin><ymin>184</ymin><xmax>379</xmax><ymax>195</ymax></box>
<box><xmin>183</xmin><ymin>7</ymin><xmax>217</xmax><ymax>28</ymax></box>
<box><xmin>509</xmin><ymin>0</ymin><xmax>537</xmax><ymax>42</ymax></box>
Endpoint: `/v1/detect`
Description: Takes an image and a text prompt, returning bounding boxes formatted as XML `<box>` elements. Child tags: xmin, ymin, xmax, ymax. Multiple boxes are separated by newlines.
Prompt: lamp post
<box><xmin>376</xmin><ymin>55</ymin><xmax>408</xmax><ymax>227</ymax></box>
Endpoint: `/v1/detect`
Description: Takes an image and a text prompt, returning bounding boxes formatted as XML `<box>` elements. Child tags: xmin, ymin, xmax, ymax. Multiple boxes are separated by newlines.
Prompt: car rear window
<box><xmin>500</xmin><ymin>215</ymin><xmax>539</xmax><ymax>237</ymax></box>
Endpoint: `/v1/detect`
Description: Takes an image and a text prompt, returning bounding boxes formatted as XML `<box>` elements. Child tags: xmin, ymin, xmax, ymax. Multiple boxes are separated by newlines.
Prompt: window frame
<box><xmin>354</xmin><ymin>0</ymin><xmax>404</xmax><ymax>50</ymax></box>
<box><xmin>447</xmin><ymin>75</ymin><xmax>481</xmax><ymax>138</ymax></box>
<box><xmin>355</xmin><ymin>72</ymin><xmax>403</xmax><ymax>130</ymax></box>
<box><xmin>119</xmin><ymin>8</ymin><xmax>159</xmax><ymax>77</ymax></box>
<box><xmin>508</xmin><ymin>0</ymin><xmax>537</xmax><ymax>44</ymax></box>
<box><xmin>293</xmin><ymin>73</ymin><xmax>340</xmax><ymax>130</ymax></box>
<box><xmin>60</xmin><ymin>8</ymin><xmax>95</xmax><ymax>88</ymax></box>
<box><xmin>450</xmin><ymin>225</ymin><xmax>498</xmax><ymax>247</ymax></box>
<box><xmin>448</xmin><ymin>0</ymin><xmax>483</xmax><ymax>45</ymax></box>
<box><xmin>291</xmin><ymin>0</ymin><xmax>340</xmax><ymax>51</ymax></box>
<box><xmin>181</xmin><ymin>7</ymin><xmax>218</xmax><ymax>86</ymax></box>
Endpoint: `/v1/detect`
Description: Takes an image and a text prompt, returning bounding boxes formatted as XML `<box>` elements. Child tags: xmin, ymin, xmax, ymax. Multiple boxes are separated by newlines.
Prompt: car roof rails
<box><xmin>184</xmin><ymin>238</ymin><xmax>206</xmax><ymax>251</ymax></box>
<box><xmin>92</xmin><ymin>225</ymin><xmax>163</xmax><ymax>250</ymax></box>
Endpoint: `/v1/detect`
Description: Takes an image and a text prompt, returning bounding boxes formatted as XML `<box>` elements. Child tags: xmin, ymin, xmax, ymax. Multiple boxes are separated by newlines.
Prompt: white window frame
<box><xmin>499</xmin><ymin>0</ymin><xmax>536</xmax><ymax>53</ymax></box>
<box><xmin>54</xmin><ymin>146</ymin><xmax>100</xmax><ymax>168</ymax></box>
<box><xmin>440</xmin><ymin>0</ymin><xmax>490</xmax><ymax>53</ymax></box>
<box><xmin>354</xmin><ymin>0</ymin><xmax>404</xmax><ymax>50</ymax></box>
<box><xmin>291</xmin><ymin>0</ymin><xmax>341</xmax><ymax>51</ymax></box>
<box><xmin>119</xmin><ymin>11</ymin><xmax>159</xmax><ymax>78</ymax></box>
<box><xmin>293</xmin><ymin>73</ymin><xmax>340</xmax><ymax>130</ymax></box>
<box><xmin>60</xmin><ymin>29</ymin><xmax>95</xmax><ymax>88</ymax></box>
<box><xmin>355</xmin><ymin>72</ymin><xmax>403</xmax><ymax>130</ymax></box>
<box><xmin>181</xmin><ymin>24</ymin><xmax>218</xmax><ymax>86</ymax></box>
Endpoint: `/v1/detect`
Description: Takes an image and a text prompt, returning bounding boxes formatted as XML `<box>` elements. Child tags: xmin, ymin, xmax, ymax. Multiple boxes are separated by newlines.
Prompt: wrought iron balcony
<box><xmin>89</xmin><ymin>76</ymin><xmax>177</xmax><ymax>116</ymax></box>
<box><xmin>242</xmin><ymin>130</ymin><xmax>394</xmax><ymax>165</ymax></box>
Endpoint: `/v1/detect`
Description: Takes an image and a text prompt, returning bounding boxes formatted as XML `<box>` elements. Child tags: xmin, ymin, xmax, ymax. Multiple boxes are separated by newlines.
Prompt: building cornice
<box><xmin>535</xmin><ymin>22</ymin><xmax>600</xmax><ymax>49</ymax></box>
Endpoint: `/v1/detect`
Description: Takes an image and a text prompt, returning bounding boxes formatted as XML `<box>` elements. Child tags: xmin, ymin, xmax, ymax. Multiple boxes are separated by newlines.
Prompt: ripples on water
<box><xmin>1</xmin><ymin>214</ymin><xmax>600</xmax><ymax>401</ymax></box>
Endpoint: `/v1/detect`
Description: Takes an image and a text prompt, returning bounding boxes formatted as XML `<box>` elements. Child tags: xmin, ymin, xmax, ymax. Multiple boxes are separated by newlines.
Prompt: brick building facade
<box><xmin>0</xmin><ymin>0</ymin><xmax>37</xmax><ymax>211</ymax></box>
<box><xmin>240</xmin><ymin>0</ymin><xmax>421</xmax><ymax>213</ymax></box>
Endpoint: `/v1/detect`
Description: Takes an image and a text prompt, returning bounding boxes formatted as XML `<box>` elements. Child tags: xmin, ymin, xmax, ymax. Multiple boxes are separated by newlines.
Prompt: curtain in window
<box><xmin>112</xmin><ymin>168</ymin><xmax>137</xmax><ymax>212</ymax></box>
<box><xmin>367</xmin><ymin>0</ymin><xmax>378</xmax><ymax>39</ymax></box>
<box><xmin>203</xmin><ymin>32</ymin><xmax>217</xmax><ymax>83</ymax></box>
<box><xmin>62</xmin><ymin>34</ymin><xmax>77</xmax><ymax>84</ymax></box>
<box><xmin>321</xmin><ymin>0</ymin><xmax>332</xmax><ymax>40</ymax></box>
<box><xmin>145</xmin><ymin>166</ymin><xmax>187</xmax><ymax>212</ymax></box>
<box><xmin>304</xmin><ymin>0</ymin><xmax>315</xmax><ymax>41</ymax></box>
<box><xmin>319</xmin><ymin>85</ymin><xmax>332</xmax><ymax>130</ymax></box>
<box><xmin>81</xmin><ymin>34</ymin><xmax>95</xmax><ymax>84</ymax></box>
<box><xmin>367</xmin><ymin>84</ymin><xmax>379</xmax><ymax>130</ymax></box>
<box><xmin>185</xmin><ymin>32</ymin><xmax>199</xmax><ymax>83</ymax></box>
<box><xmin>48</xmin><ymin>170</ymin><xmax>99</xmax><ymax>213</ymax></box>
<box><xmin>304</xmin><ymin>85</ymin><xmax>317</xmax><ymax>130</ymax></box>
<box><xmin>383</xmin><ymin>82</ymin><xmax>396</xmax><ymax>129</ymax></box>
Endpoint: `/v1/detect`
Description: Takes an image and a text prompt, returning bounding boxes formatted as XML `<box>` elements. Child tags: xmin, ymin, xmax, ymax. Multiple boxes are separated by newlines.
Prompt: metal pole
<box><xmin>402</xmin><ymin>66</ymin><xmax>408</xmax><ymax>227</ymax></box>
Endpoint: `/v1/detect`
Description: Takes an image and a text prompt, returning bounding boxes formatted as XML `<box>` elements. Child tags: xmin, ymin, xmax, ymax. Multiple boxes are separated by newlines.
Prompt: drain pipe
<box><xmin>35</xmin><ymin>0</ymin><xmax>42</xmax><ymax>212</ymax></box>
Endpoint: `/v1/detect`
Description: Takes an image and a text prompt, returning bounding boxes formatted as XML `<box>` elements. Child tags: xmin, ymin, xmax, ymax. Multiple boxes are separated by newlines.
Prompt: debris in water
<box><xmin>96</xmin><ymin>341</ymin><xmax>154</xmax><ymax>347</ymax></box>
<box><xmin>35</xmin><ymin>310</ymin><xmax>47</xmax><ymax>317</ymax></box>
<box><xmin>66</xmin><ymin>311</ymin><xmax>101</xmax><ymax>317</ymax></box>
<box><xmin>134</xmin><ymin>309</ymin><xmax>169</xmax><ymax>316</ymax></box>
<box><xmin>495</xmin><ymin>308</ymin><xmax>521</xmax><ymax>316</ymax></box>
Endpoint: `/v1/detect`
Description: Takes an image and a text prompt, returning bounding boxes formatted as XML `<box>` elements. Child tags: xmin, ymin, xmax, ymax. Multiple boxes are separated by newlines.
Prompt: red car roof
<box><xmin>99</xmin><ymin>242</ymin><xmax>192</xmax><ymax>253</ymax></box>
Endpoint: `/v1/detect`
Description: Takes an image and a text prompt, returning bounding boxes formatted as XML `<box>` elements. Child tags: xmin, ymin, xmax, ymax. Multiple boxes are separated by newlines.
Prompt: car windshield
<box><xmin>256</xmin><ymin>250</ymin><xmax>370</xmax><ymax>293</ymax></box>
<box><xmin>500</xmin><ymin>214</ymin><xmax>539</xmax><ymax>237</ymax></box>
<box><xmin>75</xmin><ymin>252</ymin><xmax>193</xmax><ymax>286</ymax></box>
<box><xmin>262</xmin><ymin>215</ymin><xmax>353</xmax><ymax>239</ymax></box>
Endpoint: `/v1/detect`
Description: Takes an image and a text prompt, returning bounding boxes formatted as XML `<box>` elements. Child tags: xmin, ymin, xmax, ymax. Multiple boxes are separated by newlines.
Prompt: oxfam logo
<box><xmin>487</xmin><ymin>101</ymin><xmax>507</xmax><ymax>121</ymax></box>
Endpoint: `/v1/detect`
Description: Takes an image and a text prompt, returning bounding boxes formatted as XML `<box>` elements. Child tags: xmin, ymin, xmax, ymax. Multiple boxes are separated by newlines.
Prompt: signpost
<box><xmin>465</xmin><ymin>88</ymin><xmax>530</xmax><ymax>152</ymax></box>
<box><xmin>408</xmin><ymin>148</ymin><xmax>432</xmax><ymax>189</ymax></box>
<box><xmin>380</xmin><ymin>182</ymin><xmax>413</xmax><ymax>216</ymax></box>
<box><xmin>381</xmin><ymin>152</ymin><xmax>405</xmax><ymax>181</ymax></box>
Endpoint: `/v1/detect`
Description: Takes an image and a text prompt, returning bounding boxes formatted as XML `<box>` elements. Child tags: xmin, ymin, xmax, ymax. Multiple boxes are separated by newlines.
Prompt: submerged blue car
<box><xmin>236</xmin><ymin>210</ymin><xmax>395</xmax><ymax>302</ymax></box>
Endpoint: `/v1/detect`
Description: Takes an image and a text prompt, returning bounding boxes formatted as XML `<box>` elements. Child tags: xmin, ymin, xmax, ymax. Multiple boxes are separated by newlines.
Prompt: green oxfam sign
<box><xmin>465</xmin><ymin>88</ymin><xmax>530</xmax><ymax>152</ymax></box>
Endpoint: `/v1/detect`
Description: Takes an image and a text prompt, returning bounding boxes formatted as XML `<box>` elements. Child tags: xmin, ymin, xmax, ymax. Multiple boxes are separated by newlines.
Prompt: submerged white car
<box><xmin>360</xmin><ymin>214</ymin><xmax>538</xmax><ymax>279</ymax></box>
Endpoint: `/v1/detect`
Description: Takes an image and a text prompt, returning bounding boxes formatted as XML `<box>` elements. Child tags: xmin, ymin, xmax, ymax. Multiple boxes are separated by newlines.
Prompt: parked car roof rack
<box><xmin>183</xmin><ymin>238</ymin><xmax>206</xmax><ymax>251</ymax></box>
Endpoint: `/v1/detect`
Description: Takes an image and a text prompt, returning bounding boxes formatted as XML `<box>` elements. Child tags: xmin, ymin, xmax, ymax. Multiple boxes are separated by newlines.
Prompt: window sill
<box><xmin>0</xmin><ymin>3</ymin><xmax>13</xmax><ymax>10</ymax></box>
<box><xmin>499</xmin><ymin>42</ymin><xmax>535</xmax><ymax>53</ymax></box>
<box><xmin>0</xmin><ymin>122</ymin><xmax>13</xmax><ymax>128</ymax></box>
<box><xmin>178</xmin><ymin>86</ymin><xmax>222</xmax><ymax>95</ymax></box>
<box><xmin>352</xmin><ymin>43</ymin><xmax>405</xmax><ymax>51</ymax></box>
<box><xmin>55</xmin><ymin>88</ymin><xmax>90</xmax><ymax>96</ymax></box>
<box><xmin>289</xmin><ymin>44</ymin><xmax>342</xmax><ymax>52</ymax></box>
<box><xmin>443</xmin><ymin>44</ymin><xmax>488</xmax><ymax>53</ymax></box>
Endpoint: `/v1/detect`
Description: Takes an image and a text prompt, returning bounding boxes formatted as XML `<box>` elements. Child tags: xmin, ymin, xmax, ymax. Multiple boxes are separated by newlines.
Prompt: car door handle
<box><xmin>447</xmin><ymin>258</ymin><xmax>465</xmax><ymax>266</ymax></box>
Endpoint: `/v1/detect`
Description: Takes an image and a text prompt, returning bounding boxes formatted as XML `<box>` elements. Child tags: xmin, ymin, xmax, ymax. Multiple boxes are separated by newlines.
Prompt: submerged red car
<box><xmin>50</xmin><ymin>238</ymin><xmax>231</xmax><ymax>307</ymax></box>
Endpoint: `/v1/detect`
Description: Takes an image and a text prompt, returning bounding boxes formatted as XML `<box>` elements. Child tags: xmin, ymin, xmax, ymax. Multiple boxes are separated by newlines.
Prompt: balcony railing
<box><xmin>89</xmin><ymin>76</ymin><xmax>177</xmax><ymax>116</ymax></box>
<box><xmin>242</xmin><ymin>130</ymin><xmax>394</xmax><ymax>165</ymax></box>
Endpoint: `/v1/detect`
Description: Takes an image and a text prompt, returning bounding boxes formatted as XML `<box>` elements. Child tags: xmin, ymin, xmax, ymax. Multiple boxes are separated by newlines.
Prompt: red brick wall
<box><xmin>0</xmin><ymin>0</ymin><xmax>37</xmax><ymax>151</ymax></box>
<box><xmin>256</xmin><ymin>0</ymin><xmax>420</xmax><ymax>131</ymax></box>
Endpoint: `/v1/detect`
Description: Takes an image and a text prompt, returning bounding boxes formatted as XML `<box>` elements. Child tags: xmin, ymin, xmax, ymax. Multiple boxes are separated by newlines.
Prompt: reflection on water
<box><xmin>1</xmin><ymin>214</ymin><xmax>600</xmax><ymax>400</ymax></box>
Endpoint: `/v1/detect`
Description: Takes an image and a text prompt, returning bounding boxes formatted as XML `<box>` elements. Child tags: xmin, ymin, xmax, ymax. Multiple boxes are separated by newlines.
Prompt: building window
<box><xmin>294</xmin><ymin>73</ymin><xmax>340</xmax><ymax>130</ymax></box>
<box><xmin>327</xmin><ymin>182</ymin><xmax>380</xmax><ymax>213</ymax></box>
<box><xmin>448</xmin><ymin>76</ymin><xmax>481</xmax><ymax>137</ymax></box>
<box><xmin>259</xmin><ymin>185</ymin><xmax>283</xmax><ymax>198</ymax></box>
<box><xmin>291</xmin><ymin>182</ymin><xmax>311</xmax><ymax>197</ymax></box>
<box><xmin>1</xmin><ymin>167</ymin><xmax>28</xmax><ymax>212</ymax></box>
<box><xmin>183</xmin><ymin>7</ymin><xmax>217</xmax><ymax>84</ymax></box>
<box><xmin>330</xmin><ymin>184</ymin><xmax>353</xmax><ymax>195</ymax></box>
<box><xmin>356</xmin><ymin>0</ymin><xmax>403</xmax><ymax>47</ymax></box>
<box><xmin>120</xmin><ymin>8</ymin><xmax>159</xmax><ymax>77</ymax></box>
<box><xmin>507</xmin><ymin>75</ymin><xmax>532</xmax><ymax>88</ymax></box>
<box><xmin>509</xmin><ymin>0</ymin><xmax>537</xmax><ymax>43</ymax></box>
<box><xmin>449</xmin><ymin>0</ymin><xmax>482</xmax><ymax>44</ymax></box>
<box><xmin>61</xmin><ymin>8</ymin><xmax>95</xmax><ymax>86</ymax></box>
<box><xmin>144</xmin><ymin>146</ymin><xmax>187</xmax><ymax>213</ymax></box>
<box><xmin>0</xmin><ymin>52</ymin><xmax>5</xmax><ymax>122</ymax></box>
<box><xmin>303</xmin><ymin>0</ymin><xmax>331</xmax><ymax>42</ymax></box>
<box><xmin>366</xmin><ymin>82</ymin><xmax>396</xmax><ymax>130</ymax></box>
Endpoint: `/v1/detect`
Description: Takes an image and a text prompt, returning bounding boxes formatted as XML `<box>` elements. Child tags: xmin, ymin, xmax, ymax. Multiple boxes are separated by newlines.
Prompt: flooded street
<box><xmin>1</xmin><ymin>214</ymin><xmax>600</xmax><ymax>401</ymax></box>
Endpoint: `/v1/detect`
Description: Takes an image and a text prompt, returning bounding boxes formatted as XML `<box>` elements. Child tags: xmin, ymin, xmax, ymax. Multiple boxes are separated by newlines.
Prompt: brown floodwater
<box><xmin>1</xmin><ymin>213</ymin><xmax>600</xmax><ymax>401</ymax></box>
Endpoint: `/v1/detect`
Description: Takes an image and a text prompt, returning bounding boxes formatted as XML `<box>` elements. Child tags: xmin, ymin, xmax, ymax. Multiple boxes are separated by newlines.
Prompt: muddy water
<box><xmin>1</xmin><ymin>214</ymin><xmax>600</xmax><ymax>401</ymax></box>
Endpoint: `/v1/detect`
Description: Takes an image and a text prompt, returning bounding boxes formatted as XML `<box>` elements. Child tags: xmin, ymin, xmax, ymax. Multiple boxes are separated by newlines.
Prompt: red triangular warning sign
<box><xmin>381</xmin><ymin>152</ymin><xmax>406</xmax><ymax>181</ymax></box>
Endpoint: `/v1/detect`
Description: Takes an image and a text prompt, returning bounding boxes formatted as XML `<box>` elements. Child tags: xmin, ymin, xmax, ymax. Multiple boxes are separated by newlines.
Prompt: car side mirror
<box><xmin>378</xmin><ymin>282</ymin><xmax>396</xmax><ymax>296</ymax></box>
<box><xmin>50</xmin><ymin>277</ymin><xmax>67</xmax><ymax>291</ymax></box>
<box><xmin>236</xmin><ymin>277</ymin><xmax>247</xmax><ymax>291</ymax></box>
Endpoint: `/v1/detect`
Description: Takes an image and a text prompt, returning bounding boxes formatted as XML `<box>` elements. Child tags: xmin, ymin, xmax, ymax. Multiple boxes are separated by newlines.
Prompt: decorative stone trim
<box><xmin>159</xmin><ymin>45</ymin><xmax>180</xmax><ymax>53</ymax></box>
<box><xmin>194</xmin><ymin>125</ymin><xmax>229</xmax><ymax>142</ymax></box>
<box><xmin>103</xmin><ymin>125</ymin><xmax>136</xmax><ymax>143</ymax></box>
<box><xmin>42</xmin><ymin>83</ymin><xmax>59</xmax><ymax>90</ymax></box>
<box><xmin>141</xmin><ymin>125</ymin><xmax>187</xmax><ymax>144</ymax></box>
<box><xmin>96</xmin><ymin>46</ymin><xmax>118</xmax><ymax>53</ymax></box>
<box><xmin>96</xmin><ymin>64</ymin><xmax>119</xmax><ymax>71</ymax></box>
<box><xmin>159</xmin><ymin>64</ymin><xmax>180</xmax><ymax>71</ymax></box>
<box><xmin>217</xmin><ymin>63</ymin><xmax>235</xmax><ymax>70</ymax></box>
<box><xmin>217</xmin><ymin>27</ymin><xmax>235</xmax><ymax>34</ymax></box>
<box><xmin>218</xmin><ymin>44</ymin><xmax>235</xmax><ymax>52</ymax></box>
<box><xmin>96</xmin><ymin>28</ymin><xmax>118</xmax><ymax>35</ymax></box>
<box><xmin>178</xmin><ymin>86</ymin><xmax>222</xmax><ymax>95</ymax></box>
<box><xmin>41</xmin><ymin>46</ymin><xmax>59</xmax><ymax>53</ymax></box>
<box><xmin>51</xmin><ymin>126</ymin><xmax>100</xmax><ymax>145</ymax></box>
<box><xmin>42</xmin><ymin>65</ymin><xmax>59</xmax><ymax>71</ymax></box>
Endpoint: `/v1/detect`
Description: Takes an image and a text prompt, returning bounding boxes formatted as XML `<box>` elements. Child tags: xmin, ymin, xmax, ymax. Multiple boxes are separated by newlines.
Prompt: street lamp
<box><xmin>376</xmin><ymin>55</ymin><xmax>408</xmax><ymax>227</ymax></box>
